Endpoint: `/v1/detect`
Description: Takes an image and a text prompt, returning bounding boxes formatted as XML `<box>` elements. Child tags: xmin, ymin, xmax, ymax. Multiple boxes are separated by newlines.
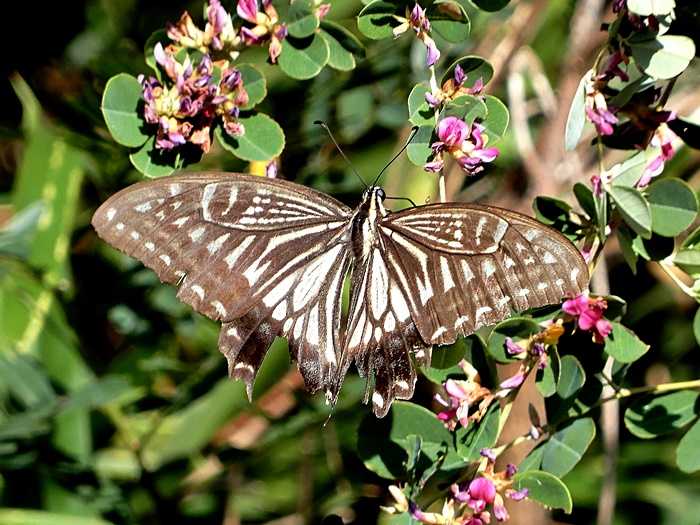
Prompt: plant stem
<box><xmin>429</xmin><ymin>64</ymin><xmax>446</xmax><ymax>203</ymax></box>
<box><xmin>660</xmin><ymin>258</ymin><xmax>696</xmax><ymax>298</ymax></box>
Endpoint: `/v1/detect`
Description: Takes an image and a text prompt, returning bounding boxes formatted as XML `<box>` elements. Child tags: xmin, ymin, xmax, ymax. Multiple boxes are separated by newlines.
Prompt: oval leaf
<box><xmin>101</xmin><ymin>74</ymin><xmax>149</xmax><ymax>148</ymax></box>
<box><xmin>541</xmin><ymin>418</ymin><xmax>596</xmax><ymax>477</ymax></box>
<box><xmin>624</xmin><ymin>390</ymin><xmax>699</xmax><ymax>439</ymax></box>
<box><xmin>428</xmin><ymin>1</ymin><xmax>470</xmax><ymax>43</ymax></box>
<box><xmin>604</xmin><ymin>321</ymin><xmax>650</xmax><ymax>363</ymax></box>
<box><xmin>216</xmin><ymin>113</ymin><xmax>285</xmax><ymax>161</ymax></box>
<box><xmin>513</xmin><ymin>470</ymin><xmax>573</xmax><ymax>513</ymax></box>
<box><xmin>406</xmin><ymin>125</ymin><xmax>434</xmax><ymax>166</ymax></box>
<box><xmin>357</xmin><ymin>1</ymin><xmax>398</xmax><ymax>40</ymax></box>
<box><xmin>278</xmin><ymin>34</ymin><xmax>330</xmax><ymax>80</ymax></box>
<box><xmin>556</xmin><ymin>355</ymin><xmax>586</xmax><ymax>399</ymax></box>
<box><xmin>647</xmin><ymin>178</ymin><xmax>698</xmax><ymax>237</ymax></box>
<box><xmin>129</xmin><ymin>137</ymin><xmax>178</xmax><ymax>178</ymax></box>
<box><xmin>565</xmin><ymin>72</ymin><xmax>589</xmax><ymax>151</ymax></box>
<box><xmin>442</xmin><ymin>56</ymin><xmax>494</xmax><ymax>89</ymax></box>
<box><xmin>287</xmin><ymin>0</ymin><xmax>320</xmax><ymax>38</ymax></box>
<box><xmin>487</xmin><ymin>317</ymin><xmax>541</xmax><ymax>363</ymax></box>
<box><xmin>320</xmin><ymin>30</ymin><xmax>356</xmax><ymax>71</ymax></box>
<box><xmin>408</xmin><ymin>84</ymin><xmax>434</xmax><ymax>127</ymax></box>
<box><xmin>239</xmin><ymin>64</ymin><xmax>267</xmax><ymax>110</ymax></box>
<box><xmin>482</xmin><ymin>95</ymin><xmax>509</xmax><ymax>141</ymax></box>
<box><xmin>609</xmin><ymin>185</ymin><xmax>652</xmax><ymax>239</ymax></box>
<box><xmin>631</xmin><ymin>35</ymin><xmax>696</xmax><ymax>80</ymax></box>
<box><xmin>628</xmin><ymin>0</ymin><xmax>676</xmax><ymax>17</ymax></box>
<box><xmin>677</xmin><ymin>418</ymin><xmax>700</xmax><ymax>473</ymax></box>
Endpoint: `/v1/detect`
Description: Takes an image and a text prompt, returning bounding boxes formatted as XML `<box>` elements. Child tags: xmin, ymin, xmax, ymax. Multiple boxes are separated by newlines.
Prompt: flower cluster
<box><xmin>385</xmin><ymin>450</ymin><xmax>529</xmax><ymax>524</ymax></box>
<box><xmin>425</xmin><ymin>65</ymin><xmax>485</xmax><ymax>109</ymax></box>
<box><xmin>167</xmin><ymin>0</ymin><xmax>241</xmax><ymax>58</ymax></box>
<box><xmin>434</xmin><ymin>360</ymin><xmax>493</xmax><ymax>431</ymax></box>
<box><xmin>393</xmin><ymin>3</ymin><xmax>441</xmax><ymax>67</ymax></box>
<box><xmin>425</xmin><ymin>116</ymin><xmax>499</xmax><ymax>175</ymax></box>
<box><xmin>140</xmin><ymin>44</ymin><xmax>248</xmax><ymax>152</ymax></box>
<box><xmin>237</xmin><ymin>0</ymin><xmax>288</xmax><ymax>63</ymax></box>
<box><xmin>562</xmin><ymin>293</ymin><xmax>613</xmax><ymax>343</ymax></box>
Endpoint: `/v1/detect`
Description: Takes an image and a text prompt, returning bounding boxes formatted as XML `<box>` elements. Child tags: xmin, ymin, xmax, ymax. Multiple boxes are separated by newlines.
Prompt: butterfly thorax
<box><xmin>351</xmin><ymin>187</ymin><xmax>388</xmax><ymax>260</ymax></box>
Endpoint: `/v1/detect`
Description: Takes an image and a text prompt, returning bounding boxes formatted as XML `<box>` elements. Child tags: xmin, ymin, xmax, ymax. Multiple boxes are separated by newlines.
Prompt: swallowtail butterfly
<box><xmin>92</xmin><ymin>172</ymin><xmax>588</xmax><ymax>416</ymax></box>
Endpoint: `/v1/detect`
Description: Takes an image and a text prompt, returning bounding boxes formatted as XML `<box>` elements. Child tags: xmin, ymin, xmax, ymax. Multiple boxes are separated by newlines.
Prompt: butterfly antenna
<box><xmin>314</xmin><ymin>120</ymin><xmax>368</xmax><ymax>189</ymax></box>
<box><xmin>372</xmin><ymin>126</ymin><xmax>419</xmax><ymax>187</ymax></box>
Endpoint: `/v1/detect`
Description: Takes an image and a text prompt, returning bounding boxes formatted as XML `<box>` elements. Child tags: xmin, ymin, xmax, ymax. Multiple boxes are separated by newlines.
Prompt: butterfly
<box><xmin>92</xmin><ymin>172</ymin><xmax>589</xmax><ymax>416</ymax></box>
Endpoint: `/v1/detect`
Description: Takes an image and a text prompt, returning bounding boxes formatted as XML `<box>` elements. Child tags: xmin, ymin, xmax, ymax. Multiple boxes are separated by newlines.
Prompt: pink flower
<box><xmin>237</xmin><ymin>0</ymin><xmax>259</xmax><ymax>22</ymax></box>
<box><xmin>468</xmin><ymin>477</ymin><xmax>496</xmax><ymax>511</ymax></box>
<box><xmin>504</xmin><ymin>337</ymin><xmax>524</xmax><ymax>355</ymax></box>
<box><xmin>562</xmin><ymin>293</ymin><xmax>613</xmax><ymax>343</ymax></box>
<box><xmin>427</xmin><ymin>118</ymin><xmax>499</xmax><ymax>175</ymax></box>
<box><xmin>393</xmin><ymin>3</ymin><xmax>441</xmax><ymax>67</ymax></box>
<box><xmin>499</xmin><ymin>372</ymin><xmax>525</xmax><ymax>390</ymax></box>
<box><xmin>438</xmin><ymin>117</ymin><xmax>470</xmax><ymax>148</ymax></box>
<box><xmin>586</xmin><ymin>105</ymin><xmax>618</xmax><ymax>136</ymax></box>
<box><xmin>638</xmin><ymin>119</ymin><xmax>677</xmax><ymax>187</ymax></box>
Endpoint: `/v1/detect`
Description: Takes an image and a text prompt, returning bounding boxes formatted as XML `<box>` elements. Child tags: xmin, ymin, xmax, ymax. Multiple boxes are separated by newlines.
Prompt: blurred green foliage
<box><xmin>0</xmin><ymin>0</ymin><xmax>699</xmax><ymax>524</ymax></box>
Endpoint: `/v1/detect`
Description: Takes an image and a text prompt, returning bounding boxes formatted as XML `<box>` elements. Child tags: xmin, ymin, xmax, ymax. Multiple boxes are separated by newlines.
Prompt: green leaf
<box><xmin>61</xmin><ymin>376</ymin><xmax>133</xmax><ymax>412</ymax></box>
<box><xmin>12</xmin><ymin>103</ymin><xmax>85</xmax><ymax>286</ymax></box>
<box><xmin>631</xmin><ymin>35</ymin><xmax>696</xmax><ymax>80</ymax></box>
<box><xmin>487</xmin><ymin>317</ymin><xmax>541</xmax><ymax>363</ymax></box>
<box><xmin>357</xmin><ymin>401</ymin><xmax>456</xmax><ymax>479</ymax></box>
<box><xmin>513</xmin><ymin>470</ymin><xmax>572</xmax><ymax>513</ymax></box>
<box><xmin>216</xmin><ymin>113</ymin><xmax>285</xmax><ymax>161</ymax></box>
<box><xmin>239</xmin><ymin>64</ymin><xmax>267</xmax><ymax>110</ymax></box>
<box><xmin>357</xmin><ymin>1</ymin><xmax>398</xmax><ymax>40</ymax></box>
<box><xmin>536</xmin><ymin>347</ymin><xmax>560</xmax><ymax>397</ymax></box>
<box><xmin>624</xmin><ymin>390</ymin><xmax>699</xmax><ymax>439</ymax></box>
<box><xmin>533</xmin><ymin>196</ymin><xmax>572</xmax><ymax>226</ymax></box>
<box><xmin>632</xmin><ymin>231</ymin><xmax>674</xmax><ymax>261</ymax></box>
<box><xmin>320</xmin><ymin>20</ymin><xmax>365</xmax><ymax>56</ymax></box>
<box><xmin>442</xmin><ymin>56</ymin><xmax>494</xmax><ymax>89</ymax></box>
<box><xmin>428</xmin><ymin>1</ymin><xmax>470</xmax><ymax>43</ymax></box>
<box><xmin>129</xmin><ymin>136</ymin><xmax>177</xmax><ymax>178</ymax></box>
<box><xmin>320</xmin><ymin>30</ymin><xmax>356</xmax><ymax>71</ymax></box>
<box><xmin>278</xmin><ymin>34</ymin><xmax>330</xmax><ymax>80</ymax></box>
<box><xmin>519</xmin><ymin>444</ymin><xmax>545</xmax><ymax>472</ymax></box>
<box><xmin>444</xmin><ymin>95</ymin><xmax>488</xmax><ymax>125</ymax></box>
<box><xmin>100</xmin><ymin>73</ymin><xmax>149</xmax><ymax>148</ymax></box>
<box><xmin>456</xmin><ymin>403</ymin><xmax>500</xmax><ymax>461</ymax></box>
<box><xmin>407</xmin><ymin>84</ymin><xmax>434</xmax><ymax>127</ymax></box>
<box><xmin>674</xmin><ymin>248</ymin><xmax>700</xmax><ymax>277</ymax></box>
<box><xmin>541</xmin><ymin>418</ymin><xmax>596</xmax><ymax>476</ymax></box>
<box><xmin>0</xmin><ymin>509</ymin><xmax>114</xmax><ymax>525</ymax></box>
<box><xmin>609</xmin><ymin>185</ymin><xmax>652</xmax><ymax>239</ymax></box>
<box><xmin>0</xmin><ymin>354</ymin><xmax>55</xmax><ymax>407</ymax></box>
<box><xmin>574</xmin><ymin>182</ymin><xmax>597</xmax><ymax>220</ymax></box>
<box><xmin>422</xmin><ymin>334</ymin><xmax>491</xmax><ymax>385</ymax></box>
<box><xmin>628</xmin><ymin>0</ymin><xmax>676</xmax><ymax>16</ymax></box>
<box><xmin>616</xmin><ymin>225</ymin><xmax>639</xmax><ymax>272</ymax></box>
<box><xmin>406</xmin><ymin>125</ymin><xmax>434</xmax><ymax>166</ymax></box>
<box><xmin>337</xmin><ymin>87</ymin><xmax>374</xmax><ymax>142</ymax></box>
<box><xmin>287</xmin><ymin>0</ymin><xmax>319</xmax><ymax>38</ymax></box>
<box><xmin>647</xmin><ymin>178</ymin><xmax>698</xmax><ymax>237</ymax></box>
<box><xmin>482</xmin><ymin>95</ymin><xmax>509</xmax><ymax>141</ymax></box>
<box><xmin>565</xmin><ymin>72</ymin><xmax>589</xmax><ymax>151</ymax></box>
<box><xmin>694</xmin><ymin>308</ymin><xmax>700</xmax><ymax>346</ymax></box>
<box><xmin>604</xmin><ymin>321</ymin><xmax>650</xmax><ymax>363</ymax></box>
<box><xmin>556</xmin><ymin>355</ymin><xmax>586</xmax><ymax>399</ymax></box>
<box><xmin>677</xmin><ymin>418</ymin><xmax>700</xmax><ymax>472</ymax></box>
<box><xmin>610</xmin><ymin>151</ymin><xmax>649</xmax><ymax>188</ymax></box>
